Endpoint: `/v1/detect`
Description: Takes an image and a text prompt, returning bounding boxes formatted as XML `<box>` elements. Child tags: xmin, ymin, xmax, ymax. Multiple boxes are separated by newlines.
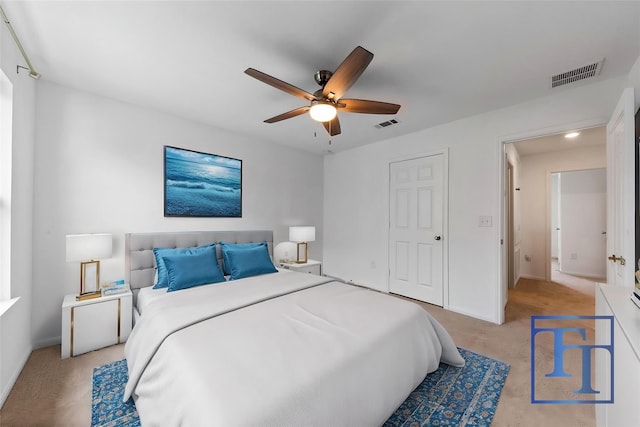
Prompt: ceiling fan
<box><xmin>244</xmin><ymin>46</ymin><xmax>400</xmax><ymax>137</ymax></box>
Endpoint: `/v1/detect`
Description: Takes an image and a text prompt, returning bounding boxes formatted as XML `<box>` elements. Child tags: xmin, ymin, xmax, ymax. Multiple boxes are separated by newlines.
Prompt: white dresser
<box><xmin>595</xmin><ymin>285</ymin><xmax>640</xmax><ymax>427</ymax></box>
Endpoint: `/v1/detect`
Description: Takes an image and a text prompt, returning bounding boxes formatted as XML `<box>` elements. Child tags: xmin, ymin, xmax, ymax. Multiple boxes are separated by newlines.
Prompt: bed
<box><xmin>123</xmin><ymin>230</ymin><xmax>464</xmax><ymax>426</ymax></box>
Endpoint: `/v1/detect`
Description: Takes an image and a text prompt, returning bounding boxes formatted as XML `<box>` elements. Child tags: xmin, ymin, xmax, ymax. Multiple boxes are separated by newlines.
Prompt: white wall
<box><xmin>630</xmin><ymin>56</ymin><xmax>640</xmax><ymax>106</ymax></box>
<box><xmin>519</xmin><ymin>146</ymin><xmax>606</xmax><ymax>280</ymax></box>
<box><xmin>31</xmin><ymin>81</ymin><xmax>324</xmax><ymax>347</ymax></box>
<box><xmin>324</xmin><ymin>76</ymin><xmax>624</xmax><ymax>323</ymax></box>
<box><xmin>0</xmin><ymin>24</ymin><xmax>36</xmax><ymax>407</ymax></box>
<box><xmin>558</xmin><ymin>169</ymin><xmax>606</xmax><ymax>279</ymax></box>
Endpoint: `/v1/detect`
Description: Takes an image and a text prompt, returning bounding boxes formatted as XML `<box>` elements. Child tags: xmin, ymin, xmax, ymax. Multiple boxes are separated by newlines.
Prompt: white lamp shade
<box><xmin>66</xmin><ymin>234</ymin><xmax>113</xmax><ymax>262</ymax></box>
<box><xmin>289</xmin><ymin>226</ymin><xmax>315</xmax><ymax>243</ymax></box>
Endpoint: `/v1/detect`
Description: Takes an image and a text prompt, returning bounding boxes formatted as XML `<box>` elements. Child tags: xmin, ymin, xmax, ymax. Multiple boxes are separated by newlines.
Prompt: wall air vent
<box><xmin>375</xmin><ymin>119</ymin><xmax>399</xmax><ymax>129</ymax></box>
<box><xmin>551</xmin><ymin>59</ymin><xmax>604</xmax><ymax>88</ymax></box>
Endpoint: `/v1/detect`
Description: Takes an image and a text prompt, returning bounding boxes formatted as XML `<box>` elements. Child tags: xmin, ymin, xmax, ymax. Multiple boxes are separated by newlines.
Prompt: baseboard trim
<box><xmin>0</xmin><ymin>346</ymin><xmax>31</xmax><ymax>409</ymax></box>
<box><xmin>519</xmin><ymin>274</ymin><xmax>545</xmax><ymax>281</ymax></box>
<box><xmin>557</xmin><ymin>270</ymin><xmax>605</xmax><ymax>281</ymax></box>
<box><xmin>33</xmin><ymin>335</ymin><xmax>60</xmax><ymax>350</ymax></box>
<box><xmin>447</xmin><ymin>305</ymin><xmax>499</xmax><ymax>324</ymax></box>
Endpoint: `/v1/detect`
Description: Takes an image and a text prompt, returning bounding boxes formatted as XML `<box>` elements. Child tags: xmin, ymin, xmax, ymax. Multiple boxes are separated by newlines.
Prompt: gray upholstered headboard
<box><xmin>125</xmin><ymin>230</ymin><xmax>274</xmax><ymax>300</ymax></box>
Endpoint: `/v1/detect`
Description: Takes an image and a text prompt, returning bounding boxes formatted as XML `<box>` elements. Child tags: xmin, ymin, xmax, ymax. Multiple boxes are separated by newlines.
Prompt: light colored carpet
<box><xmin>0</xmin><ymin>273</ymin><xmax>595</xmax><ymax>427</ymax></box>
<box><xmin>414</xmin><ymin>271</ymin><xmax>596</xmax><ymax>427</ymax></box>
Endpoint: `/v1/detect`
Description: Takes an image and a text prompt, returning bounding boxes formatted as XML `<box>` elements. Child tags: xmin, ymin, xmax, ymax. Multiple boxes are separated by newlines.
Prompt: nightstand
<box><xmin>280</xmin><ymin>259</ymin><xmax>322</xmax><ymax>275</ymax></box>
<box><xmin>61</xmin><ymin>290</ymin><xmax>132</xmax><ymax>359</ymax></box>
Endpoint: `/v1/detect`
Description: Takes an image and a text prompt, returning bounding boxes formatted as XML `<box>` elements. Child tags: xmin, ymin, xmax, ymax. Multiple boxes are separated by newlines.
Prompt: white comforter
<box><xmin>124</xmin><ymin>271</ymin><xmax>464</xmax><ymax>427</ymax></box>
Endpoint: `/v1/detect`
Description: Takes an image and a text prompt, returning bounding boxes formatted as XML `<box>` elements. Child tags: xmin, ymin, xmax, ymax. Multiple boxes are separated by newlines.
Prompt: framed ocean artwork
<box><xmin>164</xmin><ymin>146</ymin><xmax>242</xmax><ymax>217</ymax></box>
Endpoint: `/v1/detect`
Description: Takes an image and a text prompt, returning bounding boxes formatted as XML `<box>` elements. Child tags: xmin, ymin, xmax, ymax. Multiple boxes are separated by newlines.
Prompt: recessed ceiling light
<box><xmin>564</xmin><ymin>132</ymin><xmax>580</xmax><ymax>139</ymax></box>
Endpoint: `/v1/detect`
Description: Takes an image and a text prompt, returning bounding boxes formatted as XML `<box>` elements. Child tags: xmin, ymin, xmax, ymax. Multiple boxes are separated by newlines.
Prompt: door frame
<box><xmin>507</xmin><ymin>160</ymin><xmax>515</xmax><ymax>290</ymax></box>
<box><xmin>497</xmin><ymin>118</ymin><xmax>605</xmax><ymax>324</ymax></box>
<box><xmin>386</xmin><ymin>148</ymin><xmax>450</xmax><ymax>309</ymax></box>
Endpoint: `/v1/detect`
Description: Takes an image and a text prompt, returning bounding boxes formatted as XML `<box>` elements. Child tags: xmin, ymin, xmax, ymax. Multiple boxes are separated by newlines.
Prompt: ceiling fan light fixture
<box><xmin>309</xmin><ymin>101</ymin><xmax>337</xmax><ymax>122</ymax></box>
<box><xmin>246</xmin><ymin>46</ymin><xmax>399</xmax><ymax>136</ymax></box>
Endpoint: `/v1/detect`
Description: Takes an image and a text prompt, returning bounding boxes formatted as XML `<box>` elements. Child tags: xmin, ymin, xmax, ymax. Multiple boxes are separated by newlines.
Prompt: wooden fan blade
<box><xmin>338</xmin><ymin>99</ymin><xmax>401</xmax><ymax>114</ymax></box>
<box><xmin>264</xmin><ymin>106</ymin><xmax>310</xmax><ymax>123</ymax></box>
<box><xmin>323</xmin><ymin>46</ymin><xmax>373</xmax><ymax>100</ymax></box>
<box><xmin>322</xmin><ymin>116</ymin><xmax>341</xmax><ymax>136</ymax></box>
<box><xmin>245</xmin><ymin>68</ymin><xmax>316</xmax><ymax>101</ymax></box>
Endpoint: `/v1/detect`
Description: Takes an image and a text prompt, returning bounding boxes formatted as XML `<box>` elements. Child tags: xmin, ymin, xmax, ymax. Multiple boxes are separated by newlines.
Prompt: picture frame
<box><xmin>164</xmin><ymin>146</ymin><xmax>242</xmax><ymax>217</ymax></box>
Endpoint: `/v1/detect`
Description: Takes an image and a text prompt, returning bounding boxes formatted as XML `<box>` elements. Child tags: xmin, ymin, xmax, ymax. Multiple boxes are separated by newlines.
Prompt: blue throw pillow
<box><xmin>219</xmin><ymin>241</ymin><xmax>267</xmax><ymax>275</ymax></box>
<box><xmin>163</xmin><ymin>248</ymin><xmax>225</xmax><ymax>292</ymax></box>
<box><xmin>225</xmin><ymin>244</ymin><xmax>277</xmax><ymax>280</ymax></box>
<box><xmin>153</xmin><ymin>243</ymin><xmax>217</xmax><ymax>289</ymax></box>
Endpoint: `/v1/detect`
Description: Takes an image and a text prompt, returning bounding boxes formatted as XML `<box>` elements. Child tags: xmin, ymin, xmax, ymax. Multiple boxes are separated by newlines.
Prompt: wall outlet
<box><xmin>570</xmin><ymin>253</ymin><xmax>578</xmax><ymax>260</ymax></box>
<box><xmin>479</xmin><ymin>216</ymin><xmax>492</xmax><ymax>227</ymax></box>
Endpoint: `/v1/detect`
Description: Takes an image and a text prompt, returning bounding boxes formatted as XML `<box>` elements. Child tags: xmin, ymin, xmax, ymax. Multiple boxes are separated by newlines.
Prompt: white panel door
<box><xmin>606</xmin><ymin>88</ymin><xmax>635</xmax><ymax>286</ymax></box>
<box><xmin>389</xmin><ymin>154</ymin><xmax>444</xmax><ymax>305</ymax></box>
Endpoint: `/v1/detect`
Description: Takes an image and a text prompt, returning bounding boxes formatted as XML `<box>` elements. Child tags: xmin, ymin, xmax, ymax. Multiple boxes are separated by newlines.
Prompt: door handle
<box><xmin>434</xmin><ymin>235</ymin><xmax>442</xmax><ymax>241</ymax></box>
<box><xmin>608</xmin><ymin>254</ymin><xmax>626</xmax><ymax>265</ymax></box>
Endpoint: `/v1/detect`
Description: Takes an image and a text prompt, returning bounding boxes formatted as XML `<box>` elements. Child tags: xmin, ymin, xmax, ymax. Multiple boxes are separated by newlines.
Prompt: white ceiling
<box><xmin>2</xmin><ymin>1</ymin><xmax>639</xmax><ymax>155</ymax></box>
<box><xmin>510</xmin><ymin>125</ymin><xmax>606</xmax><ymax>157</ymax></box>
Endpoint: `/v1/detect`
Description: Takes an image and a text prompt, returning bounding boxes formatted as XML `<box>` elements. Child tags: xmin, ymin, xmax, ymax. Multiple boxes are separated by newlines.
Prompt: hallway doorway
<box><xmin>550</xmin><ymin>169</ymin><xmax>607</xmax><ymax>282</ymax></box>
<box><xmin>502</xmin><ymin>125</ymin><xmax>606</xmax><ymax>299</ymax></box>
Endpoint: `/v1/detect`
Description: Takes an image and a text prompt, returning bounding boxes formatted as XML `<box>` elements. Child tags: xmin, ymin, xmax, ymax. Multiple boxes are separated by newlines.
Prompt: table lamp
<box><xmin>289</xmin><ymin>226</ymin><xmax>315</xmax><ymax>264</ymax></box>
<box><xmin>66</xmin><ymin>233</ymin><xmax>112</xmax><ymax>300</ymax></box>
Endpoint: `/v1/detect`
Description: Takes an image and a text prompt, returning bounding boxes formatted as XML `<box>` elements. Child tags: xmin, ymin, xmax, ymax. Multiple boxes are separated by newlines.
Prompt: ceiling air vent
<box><xmin>551</xmin><ymin>59</ymin><xmax>604</xmax><ymax>88</ymax></box>
<box><xmin>375</xmin><ymin>119</ymin><xmax>399</xmax><ymax>129</ymax></box>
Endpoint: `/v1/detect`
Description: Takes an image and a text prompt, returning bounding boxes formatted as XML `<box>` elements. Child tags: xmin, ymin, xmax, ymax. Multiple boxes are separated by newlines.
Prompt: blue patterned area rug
<box><xmin>92</xmin><ymin>348</ymin><xmax>508</xmax><ymax>427</ymax></box>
